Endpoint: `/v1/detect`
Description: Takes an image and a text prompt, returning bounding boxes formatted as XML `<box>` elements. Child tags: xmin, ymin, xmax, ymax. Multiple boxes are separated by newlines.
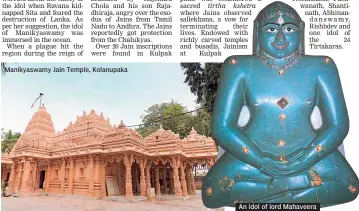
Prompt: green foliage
<box><xmin>1</xmin><ymin>129</ymin><xmax>21</xmax><ymax>153</ymax></box>
<box><xmin>136</xmin><ymin>101</ymin><xmax>211</xmax><ymax>139</ymax></box>
<box><xmin>181</xmin><ymin>63</ymin><xmax>223</xmax><ymax>112</ymax></box>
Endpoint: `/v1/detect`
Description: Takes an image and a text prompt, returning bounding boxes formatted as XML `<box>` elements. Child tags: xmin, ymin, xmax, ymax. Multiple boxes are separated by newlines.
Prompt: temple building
<box><xmin>1</xmin><ymin>106</ymin><xmax>217</xmax><ymax>200</ymax></box>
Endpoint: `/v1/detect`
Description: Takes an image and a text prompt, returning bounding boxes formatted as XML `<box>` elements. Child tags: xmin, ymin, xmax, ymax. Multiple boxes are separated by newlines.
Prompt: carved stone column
<box><xmin>124</xmin><ymin>155</ymin><xmax>133</xmax><ymax>199</ymax></box>
<box><xmin>68</xmin><ymin>158</ymin><xmax>74</xmax><ymax>194</ymax></box>
<box><xmin>60</xmin><ymin>158</ymin><xmax>66</xmax><ymax>193</ymax></box>
<box><xmin>180</xmin><ymin>165</ymin><xmax>188</xmax><ymax>196</ymax></box>
<box><xmin>100</xmin><ymin>159</ymin><xmax>107</xmax><ymax>198</ymax></box>
<box><xmin>19</xmin><ymin>159</ymin><xmax>32</xmax><ymax>194</ymax></box>
<box><xmin>88</xmin><ymin>155</ymin><xmax>94</xmax><ymax>197</ymax></box>
<box><xmin>8</xmin><ymin>162</ymin><xmax>16</xmax><ymax>193</ymax></box>
<box><xmin>190</xmin><ymin>167</ymin><xmax>196</xmax><ymax>195</ymax></box>
<box><xmin>162</xmin><ymin>168</ymin><xmax>168</xmax><ymax>194</ymax></box>
<box><xmin>155</xmin><ymin>167</ymin><xmax>161</xmax><ymax>196</ymax></box>
<box><xmin>32</xmin><ymin>162</ymin><xmax>37</xmax><ymax>191</ymax></box>
<box><xmin>173</xmin><ymin>167</ymin><xmax>182</xmax><ymax>197</ymax></box>
<box><xmin>139</xmin><ymin>160</ymin><xmax>146</xmax><ymax>196</ymax></box>
<box><xmin>171</xmin><ymin>157</ymin><xmax>182</xmax><ymax>197</ymax></box>
<box><xmin>17</xmin><ymin>161</ymin><xmax>23</xmax><ymax>192</ymax></box>
<box><xmin>45</xmin><ymin>160</ymin><xmax>51</xmax><ymax>192</ymax></box>
<box><xmin>145</xmin><ymin>164</ymin><xmax>152</xmax><ymax>199</ymax></box>
<box><xmin>94</xmin><ymin>155</ymin><xmax>102</xmax><ymax>198</ymax></box>
<box><xmin>185</xmin><ymin>166</ymin><xmax>192</xmax><ymax>195</ymax></box>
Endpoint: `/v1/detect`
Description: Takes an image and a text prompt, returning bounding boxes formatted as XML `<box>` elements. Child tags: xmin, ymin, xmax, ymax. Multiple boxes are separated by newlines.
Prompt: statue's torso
<box><xmin>243</xmin><ymin>56</ymin><xmax>322</xmax><ymax>155</ymax></box>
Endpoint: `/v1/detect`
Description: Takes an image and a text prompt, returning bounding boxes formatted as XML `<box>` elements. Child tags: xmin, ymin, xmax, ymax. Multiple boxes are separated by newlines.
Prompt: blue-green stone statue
<box><xmin>202</xmin><ymin>1</ymin><xmax>358</xmax><ymax>208</ymax></box>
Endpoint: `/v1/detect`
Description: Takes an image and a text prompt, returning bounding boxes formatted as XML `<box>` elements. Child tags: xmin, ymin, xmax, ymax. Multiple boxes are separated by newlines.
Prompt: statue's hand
<box><xmin>259</xmin><ymin>158</ymin><xmax>285</xmax><ymax>178</ymax></box>
<box><xmin>259</xmin><ymin>149</ymin><xmax>307</xmax><ymax>177</ymax></box>
<box><xmin>274</xmin><ymin>163</ymin><xmax>308</xmax><ymax>177</ymax></box>
<box><xmin>285</xmin><ymin>148</ymin><xmax>306</xmax><ymax>166</ymax></box>
<box><xmin>261</xmin><ymin>151</ymin><xmax>279</xmax><ymax>161</ymax></box>
<box><xmin>271</xmin><ymin>158</ymin><xmax>308</xmax><ymax>177</ymax></box>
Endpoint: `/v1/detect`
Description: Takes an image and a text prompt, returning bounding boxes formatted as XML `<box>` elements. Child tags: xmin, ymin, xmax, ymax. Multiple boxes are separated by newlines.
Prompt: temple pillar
<box><xmin>8</xmin><ymin>162</ymin><xmax>16</xmax><ymax>193</ymax></box>
<box><xmin>19</xmin><ymin>159</ymin><xmax>32</xmax><ymax>194</ymax></box>
<box><xmin>139</xmin><ymin>160</ymin><xmax>146</xmax><ymax>196</ymax></box>
<box><xmin>88</xmin><ymin>155</ymin><xmax>94</xmax><ymax>197</ymax></box>
<box><xmin>180</xmin><ymin>165</ymin><xmax>188</xmax><ymax>196</ymax></box>
<box><xmin>162</xmin><ymin>168</ymin><xmax>168</xmax><ymax>194</ymax></box>
<box><xmin>45</xmin><ymin>160</ymin><xmax>51</xmax><ymax>192</ymax></box>
<box><xmin>124</xmin><ymin>155</ymin><xmax>133</xmax><ymax>199</ymax></box>
<box><xmin>94</xmin><ymin>156</ymin><xmax>101</xmax><ymax>198</ymax></box>
<box><xmin>185</xmin><ymin>166</ymin><xmax>192</xmax><ymax>195</ymax></box>
<box><xmin>155</xmin><ymin>167</ymin><xmax>161</xmax><ymax>196</ymax></box>
<box><xmin>60</xmin><ymin>158</ymin><xmax>65</xmax><ymax>193</ymax></box>
<box><xmin>190</xmin><ymin>167</ymin><xmax>196</xmax><ymax>195</ymax></box>
<box><xmin>120</xmin><ymin>164</ymin><xmax>125</xmax><ymax>195</ymax></box>
<box><xmin>68</xmin><ymin>158</ymin><xmax>74</xmax><ymax>194</ymax></box>
<box><xmin>145</xmin><ymin>164</ymin><xmax>152</xmax><ymax>199</ymax></box>
<box><xmin>100</xmin><ymin>159</ymin><xmax>107</xmax><ymax>198</ymax></box>
<box><xmin>172</xmin><ymin>165</ymin><xmax>182</xmax><ymax>197</ymax></box>
<box><xmin>17</xmin><ymin>161</ymin><xmax>23</xmax><ymax>192</ymax></box>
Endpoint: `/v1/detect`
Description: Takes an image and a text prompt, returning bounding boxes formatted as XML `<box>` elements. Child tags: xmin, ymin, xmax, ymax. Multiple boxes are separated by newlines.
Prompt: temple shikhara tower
<box><xmin>1</xmin><ymin>106</ymin><xmax>217</xmax><ymax>200</ymax></box>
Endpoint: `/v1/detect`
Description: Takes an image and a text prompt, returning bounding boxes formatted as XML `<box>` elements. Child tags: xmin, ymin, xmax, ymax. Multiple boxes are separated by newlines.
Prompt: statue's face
<box><xmin>259</xmin><ymin>15</ymin><xmax>300</xmax><ymax>58</ymax></box>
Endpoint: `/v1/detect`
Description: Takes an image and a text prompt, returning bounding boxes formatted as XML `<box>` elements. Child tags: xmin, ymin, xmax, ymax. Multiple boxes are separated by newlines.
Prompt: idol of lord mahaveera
<box><xmin>202</xmin><ymin>1</ymin><xmax>358</xmax><ymax>208</ymax></box>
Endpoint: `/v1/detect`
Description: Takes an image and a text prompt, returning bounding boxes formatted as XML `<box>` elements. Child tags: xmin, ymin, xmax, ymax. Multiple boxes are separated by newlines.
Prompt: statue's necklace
<box><xmin>257</xmin><ymin>50</ymin><xmax>302</xmax><ymax>75</ymax></box>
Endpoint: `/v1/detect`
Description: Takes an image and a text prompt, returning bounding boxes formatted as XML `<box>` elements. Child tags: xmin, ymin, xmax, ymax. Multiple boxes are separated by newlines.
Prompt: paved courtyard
<box><xmin>1</xmin><ymin>195</ymin><xmax>215</xmax><ymax>211</ymax></box>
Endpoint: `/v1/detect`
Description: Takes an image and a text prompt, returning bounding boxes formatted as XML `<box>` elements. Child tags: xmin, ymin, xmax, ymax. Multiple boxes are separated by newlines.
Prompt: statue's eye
<box><xmin>284</xmin><ymin>27</ymin><xmax>295</xmax><ymax>32</ymax></box>
<box><xmin>267</xmin><ymin>28</ymin><xmax>278</xmax><ymax>32</ymax></box>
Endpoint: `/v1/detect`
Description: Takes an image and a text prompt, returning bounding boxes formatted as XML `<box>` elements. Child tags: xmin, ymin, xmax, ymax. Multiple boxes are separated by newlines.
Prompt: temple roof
<box><xmin>53</xmin><ymin>109</ymin><xmax>112</xmax><ymax>142</ymax></box>
<box><xmin>1</xmin><ymin>152</ymin><xmax>12</xmax><ymax>164</ymax></box>
<box><xmin>144</xmin><ymin>127</ymin><xmax>182</xmax><ymax>155</ymax></box>
<box><xmin>23</xmin><ymin>106</ymin><xmax>55</xmax><ymax>136</ymax></box>
<box><xmin>9</xmin><ymin>107</ymin><xmax>217</xmax><ymax>159</ymax></box>
<box><xmin>182</xmin><ymin>128</ymin><xmax>217</xmax><ymax>156</ymax></box>
<box><xmin>11</xmin><ymin>106</ymin><xmax>55</xmax><ymax>155</ymax></box>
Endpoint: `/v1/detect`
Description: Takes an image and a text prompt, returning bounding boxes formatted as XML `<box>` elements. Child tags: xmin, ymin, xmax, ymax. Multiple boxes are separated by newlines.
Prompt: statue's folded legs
<box><xmin>202</xmin><ymin>1</ymin><xmax>358</xmax><ymax>208</ymax></box>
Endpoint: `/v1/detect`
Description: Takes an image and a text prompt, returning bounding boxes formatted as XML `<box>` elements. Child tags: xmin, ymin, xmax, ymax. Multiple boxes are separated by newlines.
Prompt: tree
<box><xmin>181</xmin><ymin>63</ymin><xmax>223</xmax><ymax>112</ymax></box>
<box><xmin>192</xmin><ymin>109</ymin><xmax>212</xmax><ymax>137</ymax></box>
<box><xmin>136</xmin><ymin>101</ymin><xmax>211</xmax><ymax>138</ymax></box>
<box><xmin>1</xmin><ymin>129</ymin><xmax>21</xmax><ymax>153</ymax></box>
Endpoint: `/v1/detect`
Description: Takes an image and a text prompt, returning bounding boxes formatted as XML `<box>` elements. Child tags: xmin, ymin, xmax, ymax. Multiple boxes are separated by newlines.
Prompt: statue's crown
<box><xmin>255</xmin><ymin>1</ymin><xmax>301</xmax><ymax>25</ymax></box>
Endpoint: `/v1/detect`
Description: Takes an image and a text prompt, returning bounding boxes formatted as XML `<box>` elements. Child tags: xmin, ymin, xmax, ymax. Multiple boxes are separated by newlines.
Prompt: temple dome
<box><xmin>144</xmin><ymin>127</ymin><xmax>182</xmax><ymax>155</ymax></box>
<box><xmin>182</xmin><ymin>128</ymin><xmax>217</xmax><ymax>156</ymax></box>
<box><xmin>11</xmin><ymin>106</ymin><xmax>55</xmax><ymax>155</ymax></box>
<box><xmin>23</xmin><ymin>106</ymin><xmax>55</xmax><ymax>136</ymax></box>
<box><xmin>53</xmin><ymin>109</ymin><xmax>112</xmax><ymax>142</ymax></box>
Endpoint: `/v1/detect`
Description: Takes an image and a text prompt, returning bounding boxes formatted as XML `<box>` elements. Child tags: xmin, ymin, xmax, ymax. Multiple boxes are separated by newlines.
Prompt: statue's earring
<box><xmin>299</xmin><ymin>21</ymin><xmax>305</xmax><ymax>54</ymax></box>
<box><xmin>253</xmin><ymin>21</ymin><xmax>260</xmax><ymax>55</ymax></box>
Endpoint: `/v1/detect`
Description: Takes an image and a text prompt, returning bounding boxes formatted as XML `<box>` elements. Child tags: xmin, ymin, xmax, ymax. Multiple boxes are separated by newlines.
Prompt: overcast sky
<box><xmin>1</xmin><ymin>63</ymin><xmax>198</xmax><ymax>133</ymax></box>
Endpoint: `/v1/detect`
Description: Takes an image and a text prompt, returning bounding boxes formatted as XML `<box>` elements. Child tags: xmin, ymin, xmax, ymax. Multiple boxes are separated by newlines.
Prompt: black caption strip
<box><xmin>235</xmin><ymin>203</ymin><xmax>320</xmax><ymax>211</ymax></box>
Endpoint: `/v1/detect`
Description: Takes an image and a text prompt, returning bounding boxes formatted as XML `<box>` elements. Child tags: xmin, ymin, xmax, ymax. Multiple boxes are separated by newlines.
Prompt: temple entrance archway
<box><xmin>149</xmin><ymin>161</ymin><xmax>176</xmax><ymax>197</ymax></box>
<box><xmin>131</xmin><ymin>162</ymin><xmax>140</xmax><ymax>195</ymax></box>
<box><xmin>105</xmin><ymin>161</ymin><xmax>126</xmax><ymax>196</ymax></box>
<box><xmin>39</xmin><ymin>170</ymin><xmax>45</xmax><ymax>189</ymax></box>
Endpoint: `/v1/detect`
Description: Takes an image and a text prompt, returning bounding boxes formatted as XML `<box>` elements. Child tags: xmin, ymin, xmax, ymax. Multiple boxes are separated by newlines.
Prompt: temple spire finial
<box><xmin>119</xmin><ymin>120</ymin><xmax>125</xmax><ymax>128</ymax></box>
<box><xmin>190</xmin><ymin>127</ymin><xmax>197</xmax><ymax>135</ymax></box>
